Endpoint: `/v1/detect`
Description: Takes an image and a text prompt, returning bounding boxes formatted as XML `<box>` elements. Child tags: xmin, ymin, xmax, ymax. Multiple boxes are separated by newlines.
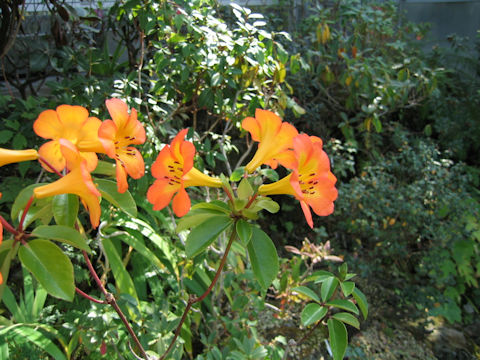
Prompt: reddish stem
<box><xmin>18</xmin><ymin>195</ymin><xmax>34</xmax><ymax>232</ymax></box>
<box><xmin>82</xmin><ymin>250</ymin><xmax>149</xmax><ymax>359</ymax></box>
<box><xmin>245</xmin><ymin>193</ymin><xmax>258</xmax><ymax>209</ymax></box>
<box><xmin>75</xmin><ymin>287</ymin><xmax>106</xmax><ymax>304</ymax></box>
<box><xmin>0</xmin><ymin>215</ymin><xmax>19</xmax><ymax>236</ymax></box>
<box><xmin>38</xmin><ymin>156</ymin><xmax>64</xmax><ymax>178</ymax></box>
<box><xmin>223</xmin><ymin>186</ymin><xmax>235</xmax><ymax>205</ymax></box>
<box><xmin>159</xmin><ymin>223</ymin><xmax>237</xmax><ymax>360</ymax></box>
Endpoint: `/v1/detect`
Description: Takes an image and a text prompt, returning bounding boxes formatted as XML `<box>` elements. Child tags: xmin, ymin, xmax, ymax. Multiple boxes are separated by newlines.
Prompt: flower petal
<box><xmin>147</xmin><ymin>179</ymin><xmax>178</xmax><ymax>211</ymax></box>
<box><xmin>172</xmin><ymin>187</ymin><xmax>191</xmax><ymax>217</ymax></box>
<box><xmin>0</xmin><ymin>148</ymin><xmax>39</xmax><ymax>167</ymax></box>
<box><xmin>106</xmin><ymin>98</ymin><xmax>129</xmax><ymax>130</ymax></box>
<box><xmin>33</xmin><ymin>109</ymin><xmax>63</xmax><ymax>139</ymax></box>
<box><xmin>98</xmin><ymin>119</ymin><xmax>117</xmax><ymax>158</ymax></box>
<box><xmin>38</xmin><ymin>141</ymin><xmax>65</xmax><ymax>173</ymax></box>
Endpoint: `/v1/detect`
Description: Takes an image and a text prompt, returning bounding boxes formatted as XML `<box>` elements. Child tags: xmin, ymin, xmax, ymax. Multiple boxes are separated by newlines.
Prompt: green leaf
<box><xmin>31</xmin><ymin>225</ymin><xmax>90</xmax><ymax>253</ymax></box>
<box><xmin>321</xmin><ymin>276</ymin><xmax>339</xmax><ymax>302</ymax></box>
<box><xmin>230</xmin><ymin>167</ymin><xmax>245</xmax><ymax>182</ymax></box>
<box><xmin>101</xmin><ymin>237</ymin><xmax>138</xmax><ymax>302</ymax></box>
<box><xmin>96</xmin><ymin>179</ymin><xmax>137</xmax><ymax>217</ymax></box>
<box><xmin>113</xmin><ymin>232</ymin><xmax>166</xmax><ymax>271</ymax></box>
<box><xmin>247</xmin><ymin>227</ymin><xmax>279</xmax><ymax>289</ymax></box>
<box><xmin>237</xmin><ymin>178</ymin><xmax>254</xmax><ymax>199</ymax></box>
<box><xmin>251</xmin><ymin>197</ymin><xmax>280</xmax><ymax>213</ymax></box>
<box><xmin>1</xmin><ymin>325</ymin><xmax>67</xmax><ymax>360</ymax></box>
<box><xmin>301</xmin><ymin>303</ymin><xmax>327</xmax><ymax>327</ymax></box>
<box><xmin>11</xmin><ymin>183</ymin><xmax>47</xmax><ymax>220</ymax></box>
<box><xmin>236</xmin><ymin>219</ymin><xmax>252</xmax><ymax>246</ymax></box>
<box><xmin>92</xmin><ymin>160</ymin><xmax>116</xmax><ymax>176</ymax></box>
<box><xmin>340</xmin><ymin>281</ymin><xmax>355</xmax><ymax>297</ymax></box>
<box><xmin>52</xmin><ymin>194</ymin><xmax>79</xmax><ymax>227</ymax></box>
<box><xmin>307</xmin><ymin>270</ymin><xmax>335</xmax><ymax>283</ymax></box>
<box><xmin>352</xmin><ymin>288</ymin><xmax>368</xmax><ymax>319</ymax></box>
<box><xmin>176</xmin><ymin>208</ymin><xmax>225</xmax><ymax>233</ymax></box>
<box><xmin>326</xmin><ymin>299</ymin><xmax>359</xmax><ymax>315</ymax></box>
<box><xmin>185</xmin><ymin>216</ymin><xmax>233</xmax><ymax>258</ymax></box>
<box><xmin>338</xmin><ymin>263</ymin><xmax>348</xmax><ymax>280</ymax></box>
<box><xmin>292</xmin><ymin>286</ymin><xmax>320</xmax><ymax>302</ymax></box>
<box><xmin>332</xmin><ymin>312</ymin><xmax>360</xmax><ymax>329</ymax></box>
<box><xmin>18</xmin><ymin>240</ymin><xmax>75</xmax><ymax>301</ymax></box>
<box><xmin>191</xmin><ymin>200</ymin><xmax>230</xmax><ymax>214</ymax></box>
<box><xmin>328</xmin><ymin>318</ymin><xmax>348</xmax><ymax>360</ymax></box>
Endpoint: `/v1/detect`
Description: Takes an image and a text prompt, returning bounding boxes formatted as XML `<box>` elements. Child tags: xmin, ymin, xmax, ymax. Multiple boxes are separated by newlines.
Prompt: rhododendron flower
<box><xmin>0</xmin><ymin>148</ymin><xmax>38</xmax><ymax>167</ymax></box>
<box><xmin>258</xmin><ymin>134</ymin><xmax>337</xmax><ymax>228</ymax></box>
<box><xmin>147</xmin><ymin>129</ymin><xmax>222</xmax><ymax>217</ymax></box>
<box><xmin>242</xmin><ymin>109</ymin><xmax>298</xmax><ymax>173</ymax></box>
<box><xmin>33</xmin><ymin>105</ymin><xmax>102</xmax><ymax>173</ymax></box>
<box><xmin>34</xmin><ymin>139</ymin><xmax>101</xmax><ymax>228</ymax></box>
<box><xmin>98</xmin><ymin>98</ymin><xmax>146</xmax><ymax>193</ymax></box>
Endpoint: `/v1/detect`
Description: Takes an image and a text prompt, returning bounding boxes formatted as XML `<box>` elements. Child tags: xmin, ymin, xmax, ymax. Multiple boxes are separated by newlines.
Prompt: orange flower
<box><xmin>242</xmin><ymin>109</ymin><xmax>298</xmax><ymax>173</ymax></box>
<box><xmin>34</xmin><ymin>139</ymin><xmax>101</xmax><ymax>228</ymax></box>
<box><xmin>147</xmin><ymin>129</ymin><xmax>222</xmax><ymax>217</ymax></box>
<box><xmin>33</xmin><ymin>105</ymin><xmax>102</xmax><ymax>173</ymax></box>
<box><xmin>0</xmin><ymin>193</ymin><xmax>2</xmax><ymax>284</ymax></box>
<box><xmin>0</xmin><ymin>148</ymin><xmax>38</xmax><ymax>167</ymax></box>
<box><xmin>98</xmin><ymin>98</ymin><xmax>146</xmax><ymax>193</ymax></box>
<box><xmin>258</xmin><ymin>134</ymin><xmax>337</xmax><ymax>228</ymax></box>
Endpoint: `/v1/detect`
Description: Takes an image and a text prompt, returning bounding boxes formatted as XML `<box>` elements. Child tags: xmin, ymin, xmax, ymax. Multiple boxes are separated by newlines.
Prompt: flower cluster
<box><xmin>0</xmin><ymin>99</ymin><xmax>145</xmax><ymax>228</ymax></box>
<box><xmin>146</xmin><ymin>109</ymin><xmax>337</xmax><ymax>228</ymax></box>
<box><xmin>0</xmin><ymin>103</ymin><xmax>336</xmax><ymax>233</ymax></box>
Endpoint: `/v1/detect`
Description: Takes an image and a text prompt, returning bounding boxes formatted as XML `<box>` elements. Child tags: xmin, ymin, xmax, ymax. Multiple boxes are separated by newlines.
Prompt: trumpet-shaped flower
<box><xmin>33</xmin><ymin>105</ymin><xmax>102</xmax><ymax>173</ymax></box>
<box><xmin>34</xmin><ymin>139</ymin><xmax>101</xmax><ymax>228</ymax></box>
<box><xmin>147</xmin><ymin>129</ymin><xmax>222</xmax><ymax>217</ymax></box>
<box><xmin>0</xmin><ymin>148</ymin><xmax>38</xmax><ymax>167</ymax></box>
<box><xmin>258</xmin><ymin>134</ymin><xmax>337</xmax><ymax>228</ymax></box>
<box><xmin>98</xmin><ymin>98</ymin><xmax>146</xmax><ymax>193</ymax></box>
<box><xmin>242</xmin><ymin>109</ymin><xmax>298</xmax><ymax>173</ymax></box>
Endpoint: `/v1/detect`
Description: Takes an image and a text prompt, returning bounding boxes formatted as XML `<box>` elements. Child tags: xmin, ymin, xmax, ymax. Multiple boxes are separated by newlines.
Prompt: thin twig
<box><xmin>75</xmin><ymin>287</ymin><xmax>106</xmax><ymax>304</ymax></box>
<box><xmin>159</xmin><ymin>223</ymin><xmax>238</xmax><ymax>360</ymax></box>
<box><xmin>82</xmin><ymin>250</ymin><xmax>150</xmax><ymax>359</ymax></box>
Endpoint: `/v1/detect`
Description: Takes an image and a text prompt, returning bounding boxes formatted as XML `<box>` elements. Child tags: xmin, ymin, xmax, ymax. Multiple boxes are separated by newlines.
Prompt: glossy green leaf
<box><xmin>301</xmin><ymin>303</ymin><xmax>327</xmax><ymax>327</ymax></box>
<box><xmin>52</xmin><ymin>194</ymin><xmax>79</xmax><ymax>227</ymax></box>
<box><xmin>247</xmin><ymin>227</ymin><xmax>279</xmax><ymax>289</ymax></box>
<box><xmin>185</xmin><ymin>216</ymin><xmax>233</xmax><ymax>258</ymax></box>
<box><xmin>352</xmin><ymin>287</ymin><xmax>368</xmax><ymax>319</ymax></box>
<box><xmin>18</xmin><ymin>240</ymin><xmax>74</xmax><ymax>301</ymax></box>
<box><xmin>332</xmin><ymin>312</ymin><xmax>360</xmax><ymax>329</ymax></box>
<box><xmin>307</xmin><ymin>270</ymin><xmax>334</xmax><ymax>283</ymax></box>
<box><xmin>326</xmin><ymin>299</ymin><xmax>359</xmax><ymax>315</ymax></box>
<box><xmin>92</xmin><ymin>160</ymin><xmax>116</xmax><ymax>176</ymax></box>
<box><xmin>251</xmin><ymin>197</ymin><xmax>280</xmax><ymax>213</ymax></box>
<box><xmin>292</xmin><ymin>286</ymin><xmax>320</xmax><ymax>302</ymax></box>
<box><xmin>236</xmin><ymin>219</ymin><xmax>252</xmax><ymax>246</ymax></box>
<box><xmin>328</xmin><ymin>318</ymin><xmax>348</xmax><ymax>360</ymax></box>
<box><xmin>176</xmin><ymin>208</ymin><xmax>226</xmax><ymax>233</ymax></box>
<box><xmin>237</xmin><ymin>178</ymin><xmax>254</xmax><ymax>199</ymax></box>
<box><xmin>96</xmin><ymin>179</ymin><xmax>137</xmax><ymax>217</ymax></box>
<box><xmin>31</xmin><ymin>225</ymin><xmax>90</xmax><ymax>253</ymax></box>
<box><xmin>101</xmin><ymin>237</ymin><xmax>138</xmax><ymax>301</ymax></box>
<box><xmin>113</xmin><ymin>232</ymin><xmax>165</xmax><ymax>271</ymax></box>
<box><xmin>11</xmin><ymin>183</ymin><xmax>47</xmax><ymax>220</ymax></box>
<box><xmin>340</xmin><ymin>281</ymin><xmax>355</xmax><ymax>297</ymax></box>
<box><xmin>22</xmin><ymin>202</ymin><xmax>52</xmax><ymax>229</ymax></box>
<box><xmin>321</xmin><ymin>276</ymin><xmax>339</xmax><ymax>302</ymax></box>
<box><xmin>191</xmin><ymin>200</ymin><xmax>230</xmax><ymax>214</ymax></box>
<box><xmin>230</xmin><ymin>167</ymin><xmax>245</xmax><ymax>182</ymax></box>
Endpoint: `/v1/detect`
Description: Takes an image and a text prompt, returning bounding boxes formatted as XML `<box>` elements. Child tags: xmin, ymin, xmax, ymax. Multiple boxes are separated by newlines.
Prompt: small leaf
<box><xmin>332</xmin><ymin>312</ymin><xmax>360</xmax><ymax>329</ymax></box>
<box><xmin>237</xmin><ymin>178</ymin><xmax>254</xmax><ymax>199</ymax></box>
<box><xmin>321</xmin><ymin>276</ymin><xmax>339</xmax><ymax>302</ymax></box>
<box><xmin>186</xmin><ymin>216</ymin><xmax>233</xmax><ymax>258</ymax></box>
<box><xmin>236</xmin><ymin>219</ymin><xmax>252</xmax><ymax>246</ymax></box>
<box><xmin>18</xmin><ymin>240</ymin><xmax>75</xmax><ymax>301</ymax></box>
<box><xmin>176</xmin><ymin>209</ymin><xmax>225</xmax><ymax>233</ymax></box>
<box><xmin>92</xmin><ymin>160</ymin><xmax>116</xmax><ymax>176</ymax></box>
<box><xmin>340</xmin><ymin>281</ymin><xmax>355</xmax><ymax>297</ymax></box>
<box><xmin>52</xmin><ymin>194</ymin><xmax>79</xmax><ymax>228</ymax></box>
<box><xmin>191</xmin><ymin>200</ymin><xmax>230</xmax><ymax>214</ymax></box>
<box><xmin>31</xmin><ymin>225</ymin><xmax>90</xmax><ymax>253</ymax></box>
<box><xmin>292</xmin><ymin>286</ymin><xmax>320</xmax><ymax>302</ymax></box>
<box><xmin>247</xmin><ymin>227</ymin><xmax>279</xmax><ymax>289</ymax></box>
<box><xmin>301</xmin><ymin>303</ymin><xmax>327</xmax><ymax>327</ymax></box>
<box><xmin>230</xmin><ymin>167</ymin><xmax>245</xmax><ymax>182</ymax></box>
<box><xmin>326</xmin><ymin>299</ymin><xmax>359</xmax><ymax>315</ymax></box>
<box><xmin>328</xmin><ymin>318</ymin><xmax>348</xmax><ymax>360</ymax></box>
<box><xmin>307</xmin><ymin>270</ymin><xmax>335</xmax><ymax>283</ymax></box>
<box><xmin>96</xmin><ymin>179</ymin><xmax>137</xmax><ymax>217</ymax></box>
<box><xmin>352</xmin><ymin>288</ymin><xmax>368</xmax><ymax>319</ymax></box>
<box><xmin>251</xmin><ymin>197</ymin><xmax>280</xmax><ymax>213</ymax></box>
